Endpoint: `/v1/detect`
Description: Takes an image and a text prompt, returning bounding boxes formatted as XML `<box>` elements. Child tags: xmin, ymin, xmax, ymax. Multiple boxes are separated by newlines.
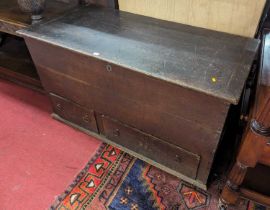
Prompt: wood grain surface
<box><xmin>119</xmin><ymin>0</ymin><xmax>266</xmax><ymax>37</ymax></box>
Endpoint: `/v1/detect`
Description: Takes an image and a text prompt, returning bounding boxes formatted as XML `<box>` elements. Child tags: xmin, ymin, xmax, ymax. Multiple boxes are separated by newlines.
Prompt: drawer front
<box><xmin>100</xmin><ymin>115</ymin><xmax>200</xmax><ymax>179</ymax></box>
<box><xmin>50</xmin><ymin>93</ymin><xmax>98</xmax><ymax>133</ymax></box>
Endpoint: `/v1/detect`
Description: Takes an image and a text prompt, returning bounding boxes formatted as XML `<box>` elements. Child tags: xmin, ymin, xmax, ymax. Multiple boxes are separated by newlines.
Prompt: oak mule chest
<box><xmin>19</xmin><ymin>6</ymin><xmax>259</xmax><ymax>189</ymax></box>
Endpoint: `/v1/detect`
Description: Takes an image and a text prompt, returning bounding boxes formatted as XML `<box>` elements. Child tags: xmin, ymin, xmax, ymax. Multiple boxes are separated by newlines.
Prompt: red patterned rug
<box><xmin>51</xmin><ymin>144</ymin><xmax>269</xmax><ymax>210</ymax></box>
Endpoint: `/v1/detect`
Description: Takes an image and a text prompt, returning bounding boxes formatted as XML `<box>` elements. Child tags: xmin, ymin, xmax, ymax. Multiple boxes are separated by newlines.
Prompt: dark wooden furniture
<box><xmin>0</xmin><ymin>0</ymin><xmax>79</xmax><ymax>36</ymax></box>
<box><xmin>220</xmin><ymin>29</ymin><xmax>270</xmax><ymax>208</ymax></box>
<box><xmin>79</xmin><ymin>0</ymin><xmax>118</xmax><ymax>8</ymax></box>
<box><xmin>19</xmin><ymin>6</ymin><xmax>259</xmax><ymax>189</ymax></box>
<box><xmin>0</xmin><ymin>1</ymin><xmax>118</xmax><ymax>90</ymax></box>
<box><xmin>0</xmin><ymin>0</ymin><xmax>79</xmax><ymax>91</ymax></box>
<box><xmin>0</xmin><ymin>35</ymin><xmax>42</xmax><ymax>91</ymax></box>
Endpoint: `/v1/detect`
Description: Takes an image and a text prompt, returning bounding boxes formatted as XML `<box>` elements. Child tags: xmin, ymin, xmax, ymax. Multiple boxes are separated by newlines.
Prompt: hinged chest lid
<box><xmin>19</xmin><ymin>6</ymin><xmax>260</xmax><ymax>104</ymax></box>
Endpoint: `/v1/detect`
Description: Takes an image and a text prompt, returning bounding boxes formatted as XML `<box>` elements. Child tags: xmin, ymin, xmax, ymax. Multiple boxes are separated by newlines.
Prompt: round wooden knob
<box><xmin>56</xmin><ymin>103</ymin><xmax>63</xmax><ymax>111</ymax></box>
<box><xmin>82</xmin><ymin>114</ymin><xmax>90</xmax><ymax>123</ymax></box>
<box><xmin>113</xmin><ymin>129</ymin><xmax>120</xmax><ymax>137</ymax></box>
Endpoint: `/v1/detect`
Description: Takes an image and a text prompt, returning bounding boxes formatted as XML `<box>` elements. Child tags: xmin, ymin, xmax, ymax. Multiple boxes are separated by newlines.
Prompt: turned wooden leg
<box><xmin>220</xmin><ymin>119</ymin><xmax>268</xmax><ymax>207</ymax></box>
<box><xmin>220</xmin><ymin>162</ymin><xmax>248</xmax><ymax>206</ymax></box>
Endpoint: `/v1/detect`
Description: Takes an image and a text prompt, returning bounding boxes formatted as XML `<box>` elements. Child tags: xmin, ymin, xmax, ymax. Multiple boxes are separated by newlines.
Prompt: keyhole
<box><xmin>106</xmin><ymin>64</ymin><xmax>112</xmax><ymax>72</ymax></box>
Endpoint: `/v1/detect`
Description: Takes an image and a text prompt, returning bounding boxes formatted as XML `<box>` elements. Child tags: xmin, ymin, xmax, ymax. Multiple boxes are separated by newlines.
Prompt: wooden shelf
<box><xmin>0</xmin><ymin>35</ymin><xmax>43</xmax><ymax>91</ymax></box>
<box><xmin>0</xmin><ymin>0</ymin><xmax>78</xmax><ymax>91</ymax></box>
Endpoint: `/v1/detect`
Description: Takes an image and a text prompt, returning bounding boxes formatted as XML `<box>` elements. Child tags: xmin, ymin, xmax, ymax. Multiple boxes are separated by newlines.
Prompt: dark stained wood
<box><xmin>240</xmin><ymin>188</ymin><xmax>270</xmax><ymax>207</ymax></box>
<box><xmin>50</xmin><ymin>93</ymin><xmax>98</xmax><ymax>133</ymax></box>
<box><xmin>0</xmin><ymin>66</ymin><xmax>42</xmax><ymax>92</ymax></box>
<box><xmin>31</xmin><ymin>49</ymin><xmax>228</xmax><ymax>184</ymax></box>
<box><xmin>220</xmin><ymin>29</ymin><xmax>270</xmax><ymax>208</ymax></box>
<box><xmin>0</xmin><ymin>0</ymin><xmax>78</xmax><ymax>36</ymax></box>
<box><xmin>26</xmin><ymin>40</ymin><xmax>229</xmax><ymax>132</ymax></box>
<box><xmin>0</xmin><ymin>0</ymin><xmax>80</xmax><ymax>91</ymax></box>
<box><xmin>79</xmin><ymin>0</ymin><xmax>117</xmax><ymax>8</ymax></box>
<box><xmin>19</xmin><ymin>6</ymin><xmax>258</xmax><ymax>188</ymax></box>
<box><xmin>18</xmin><ymin>6</ymin><xmax>259</xmax><ymax>105</ymax></box>
<box><xmin>243</xmin><ymin>164</ymin><xmax>270</xmax><ymax>197</ymax></box>
<box><xmin>99</xmin><ymin>114</ymin><xmax>200</xmax><ymax>179</ymax></box>
<box><xmin>0</xmin><ymin>35</ymin><xmax>42</xmax><ymax>91</ymax></box>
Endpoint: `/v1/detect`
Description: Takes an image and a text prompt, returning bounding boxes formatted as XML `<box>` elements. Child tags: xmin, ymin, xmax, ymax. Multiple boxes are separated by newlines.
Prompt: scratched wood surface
<box><xmin>19</xmin><ymin>6</ymin><xmax>259</xmax><ymax>187</ymax></box>
<box><xmin>18</xmin><ymin>6</ymin><xmax>259</xmax><ymax>104</ymax></box>
<box><xmin>119</xmin><ymin>0</ymin><xmax>266</xmax><ymax>37</ymax></box>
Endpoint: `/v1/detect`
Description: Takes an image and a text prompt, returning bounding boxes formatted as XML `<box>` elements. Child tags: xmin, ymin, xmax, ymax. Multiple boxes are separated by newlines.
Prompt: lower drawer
<box><xmin>49</xmin><ymin>93</ymin><xmax>98</xmax><ymax>133</ymax></box>
<box><xmin>99</xmin><ymin>115</ymin><xmax>200</xmax><ymax>179</ymax></box>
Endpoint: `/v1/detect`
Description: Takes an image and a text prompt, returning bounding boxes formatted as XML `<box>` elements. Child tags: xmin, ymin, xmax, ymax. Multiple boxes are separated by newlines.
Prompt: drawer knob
<box><xmin>113</xmin><ymin>129</ymin><xmax>120</xmax><ymax>137</ymax></box>
<box><xmin>106</xmin><ymin>64</ymin><xmax>112</xmax><ymax>72</ymax></box>
<box><xmin>56</xmin><ymin>103</ymin><xmax>63</xmax><ymax>111</ymax></box>
<box><xmin>175</xmin><ymin>155</ymin><xmax>182</xmax><ymax>163</ymax></box>
<box><xmin>139</xmin><ymin>141</ymin><xmax>149</xmax><ymax>150</ymax></box>
<box><xmin>82</xmin><ymin>114</ymin><xmax>90</xmax><ymax>123</ymax></box>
